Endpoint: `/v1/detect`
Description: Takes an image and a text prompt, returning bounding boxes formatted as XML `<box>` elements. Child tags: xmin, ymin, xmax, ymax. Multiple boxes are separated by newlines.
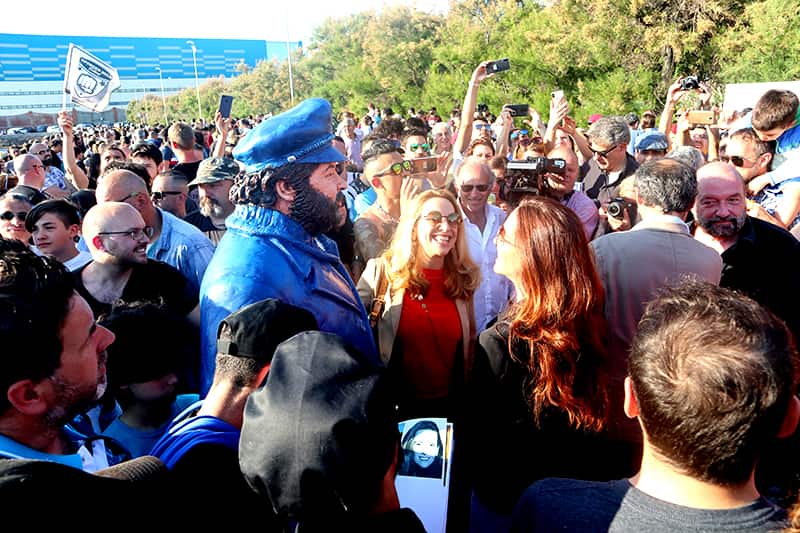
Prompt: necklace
<box><xmin>376</xmin><ymin>203</ymin><xmax>399</xmax><ymax>225</ymax></box>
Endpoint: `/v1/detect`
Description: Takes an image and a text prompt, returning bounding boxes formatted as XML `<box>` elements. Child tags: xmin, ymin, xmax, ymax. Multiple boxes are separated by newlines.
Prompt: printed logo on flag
<box><xmin>75</xmin><ymin>56</ymin><xmax>114</xmax><ymax>100</ymax></box>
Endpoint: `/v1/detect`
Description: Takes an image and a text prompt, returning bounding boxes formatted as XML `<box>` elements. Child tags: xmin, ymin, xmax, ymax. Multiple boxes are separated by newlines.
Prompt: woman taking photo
<box><xmin>357</xmin><ymin>189</ymin><xmax>480</xmax><ymax>420</ymax></box>
<box><xmin>467</xmin><ymin>196</ymin><xmax>612</xmax><ymax>531</ymax></box>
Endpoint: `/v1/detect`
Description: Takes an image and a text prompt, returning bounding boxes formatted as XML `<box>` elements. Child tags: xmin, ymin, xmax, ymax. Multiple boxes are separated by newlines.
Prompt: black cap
<box><xmin>216</xmin><ymin>298</ymin><xmax>318</xmax><ymax>363</ymax></box>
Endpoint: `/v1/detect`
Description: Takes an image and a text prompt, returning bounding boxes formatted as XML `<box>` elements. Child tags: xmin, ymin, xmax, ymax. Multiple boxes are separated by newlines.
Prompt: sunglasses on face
<box><xmin>151</xmin><ymin>191</ymin><xmax>183</xmax><ymax>201</ymax></box>
<box><xmin>460</xmin><ymin>183</ymin><xmax>491</xmax><ymax>193</ymax></box>
<box><xmin>720</xmin><ymin>154</ymin><xmax>756</xmax><ymax>168</ymax></box>
<box><xmin>590</xmin><ymin>144</ymin><xmax>618</xmax><ymax>159</ymax></box>
<box><xmin>409</xmin><ymin>143</ymin><xmax>430</xmax><ymax>153</ymax></box>
<box><xmin>510</xmin><ymin>129</ymin><xmax>530</xmax><ymax>140</ymax></box>
<box><xmin>374</xmin><ymin>160</ymin><xmax>412</xmax><ymax>178</ymax></box>
<box><xmin>474</xmin><ymin>124</ymin><xmax>492</xmax><ymax>131</ymax></box>
<box><xmin>420</xmin><ymin>211</ymin><xmax>462</xmax><ymax>225</ymax></box>
<box><xmin>0</xmin><ymin>211</ymin><xmax>27</xmax><ymax>222</ymax></box>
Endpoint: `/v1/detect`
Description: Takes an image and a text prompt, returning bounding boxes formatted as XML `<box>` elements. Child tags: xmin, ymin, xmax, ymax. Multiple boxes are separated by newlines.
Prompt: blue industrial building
<box><xmin>0</xmin><ymin>33</ymin><xmax>301</xmax><ymax>121</ymax></box>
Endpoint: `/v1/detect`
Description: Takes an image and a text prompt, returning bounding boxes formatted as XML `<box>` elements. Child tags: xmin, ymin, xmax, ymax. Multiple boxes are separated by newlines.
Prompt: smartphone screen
<box><xmin>410</xmin><ymin>156</ymin><xmax>438</xmax><ymax>174</ymax></box>
<box><xmin>219</xmin><ymin>95</ymin><xmax>234</xmax><ymax>118</ymax></box>
<box><xmin>506</xmin><ymin>104</ymin><xmax>529</xmax><ymax>117</ymax></box>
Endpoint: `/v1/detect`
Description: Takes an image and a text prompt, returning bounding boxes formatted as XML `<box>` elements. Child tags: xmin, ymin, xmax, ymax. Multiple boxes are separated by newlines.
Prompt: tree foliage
<box><xmin>127</xmin><ymin>0</ymin><xmax>800</xmax><ymax>125</ymax></box>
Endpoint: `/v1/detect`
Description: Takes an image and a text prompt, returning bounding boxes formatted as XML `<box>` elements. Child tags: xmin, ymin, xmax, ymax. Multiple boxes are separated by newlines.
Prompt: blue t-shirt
<box><xmin>101</xmin><ymin>394</ymin><xmax>199</xmax><ymax>458</ymax></box>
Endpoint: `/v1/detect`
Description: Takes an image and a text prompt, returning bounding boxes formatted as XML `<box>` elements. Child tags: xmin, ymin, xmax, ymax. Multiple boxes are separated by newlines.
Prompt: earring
<box><xmin>73</xmin><ymin>236</ymin><xmax>80</xmax><ymax>243</ymax></box>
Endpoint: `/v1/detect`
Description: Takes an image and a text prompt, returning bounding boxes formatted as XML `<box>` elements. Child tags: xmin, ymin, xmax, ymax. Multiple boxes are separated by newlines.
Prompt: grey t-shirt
<box><xmin>511</xmin><ymin>478</ymin><xmax>788</xmax><ymax>532</ymax></box>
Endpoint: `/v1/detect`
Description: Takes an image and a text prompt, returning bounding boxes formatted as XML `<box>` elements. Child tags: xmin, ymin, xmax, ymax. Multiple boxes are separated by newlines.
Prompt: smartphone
<box><xmin>219</xmin><ymin>94</ymin><xmax>234</xmax><ymax>118</ymax></box>
<box><xmin>687</xmin><ymin>109</ymin><xmax>714</xmax><ymax>125</ymax></box>
<box><xmin>409</xmin><ymin>156</ymin><xmax>438</xmax><ymax>174</ymax></box>
<box><xmin>551</xmin><ymin>90</ymin><xmax>564</xmax><ymax>100</ymax></box>
<box><xmin>486</xmin><ymin>58</ymin><xmax>510</xmax><ymax>74</ymax></box>
<box><xmin>505</xmin><ymin>104</ymin><xmax>529</xmax><ymax>117</ymax></box>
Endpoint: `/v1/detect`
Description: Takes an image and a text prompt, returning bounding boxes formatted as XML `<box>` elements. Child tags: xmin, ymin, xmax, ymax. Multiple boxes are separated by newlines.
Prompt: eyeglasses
<box><xmin>34</xmin><ymin>150</ymin><xmax>48</xmax><ymax>156</ymax></box>
<box><xmin>720</xmin><ymin>154</ymin><xmax>756</xmax><ymax>168</ymax></box>
<box><xmin>151</xmin><ymin>191</ymin><xmax>183</xmax><ymax>201</ymax></box>
<box><xmin>474</xmin><ymin>124</ymin><xmax>492</xmax><ymax>131</ymax></box>
<box><xmin>420</xmin><ymin>211</ymin><xmax>462</xmax><ymax>225</ymax></box>
<box><xmin>97</xmin><ymin>226</ymin><xmax>154</xmax><ymax>241</ymax></box>
<box><xmin>590</xmin><ymin>144</ymin><xmax>619</xmax><ymax>159</ymax></box>
<box><xmin>0</xmin><ymin>211</ymin><xmax>27</xmax><ymax>222</ymax></box>
<box><xmin>510</xmin><ymin>129</ymin><xmax>530</xmax><ymax>140</ymax></box>
<box><xmin>373</xmin><ymin>160</ymin><xmax>412</xmax><ymax>178</ymax></box>
<box><xmin>460</xmin><ymin>183</ymin><xmax>491</xmax><ymax>193</ymax></box>
<box><xmin>409</xmin><ymin>143</ymin><xmax>430</xmax><ymax>153</ymax></box>
<box><xmin>117</xmin><ymin>191</ymin><xmax>143</xmax><ymax>203</ymax></box>
<box><xmin>28</xmin><ymin>163</ymin><xmax>44</xmax><ymax>170</ymax></box>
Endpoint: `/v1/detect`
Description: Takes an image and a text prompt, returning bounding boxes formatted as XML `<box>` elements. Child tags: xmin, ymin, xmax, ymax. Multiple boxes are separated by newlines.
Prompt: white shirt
<box><xmin>461</xmin><ymin>203</ymin><xmax>515</xmax><ymax>331</ymax></box>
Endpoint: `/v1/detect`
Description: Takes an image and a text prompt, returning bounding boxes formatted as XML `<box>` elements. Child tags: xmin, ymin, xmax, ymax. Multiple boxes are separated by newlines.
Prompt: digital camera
<box><xmin>499</xmin><ymin>157</ymin><xmax>567</xmax><ymax>206</ymax></box>
<box><xmin>607</xmin><ymin>197</ymin><xmax>634</xmax><ymax>219</ymax></box>
<box><xmin>680</xmin><ymin>76</ymin><xmax>700</xmax><ymax>91</ymax></box>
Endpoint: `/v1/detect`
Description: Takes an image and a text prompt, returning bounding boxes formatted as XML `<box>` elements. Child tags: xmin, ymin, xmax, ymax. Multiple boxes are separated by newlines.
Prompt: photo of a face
<box><xmin>398</xmin><ymin>419</ymin><xmax>445</xmax><ymax>479</ymax></box>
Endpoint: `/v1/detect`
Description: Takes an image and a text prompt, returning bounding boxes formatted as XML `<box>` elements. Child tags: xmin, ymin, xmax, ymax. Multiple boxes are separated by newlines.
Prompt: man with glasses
<box><xmin>95</xmin><ymin>169</ymin><xmax>214</xmax><ymax>294</ymax></box>
<box><xmin>584</xmin><ymin>116</ymin><xmax>640</xmax><ymax>235</ymax></box>
<box><xmin>353</xmin><ymin>139</ymin><xmax>411</xmax><ymax>277</ymax></box>
<box><xmin>151</xmin><ymin>170</ymin><xmax>190</xmax><ymax>219</ymax></box>
<box><xmin>199</xmin><ymin>98</ymin><xmax>378</xmax><ymax>397</ymax></box>
<box><xmin>9</xmin><ymin>154</ymin><xmax>49</xmax><ymax>204</ymax></box>
<box><xmin>74</xmin><ymin>202</ymin><xmax>198</xmax><ymax>320</ymax></box>
<box><xmin>454</xmin><ymin>157</ymin><xmax>513</xmax><ymax>330</ymax></box>
<box><xmin>29</xmin><ymin>141</ymin><xmax>70</xmax><ymax>195</ymax></box>
<box><xmin>725</xmin><ymin>128</ymin><xmax>800</xmax><ymax>231</ymax></box>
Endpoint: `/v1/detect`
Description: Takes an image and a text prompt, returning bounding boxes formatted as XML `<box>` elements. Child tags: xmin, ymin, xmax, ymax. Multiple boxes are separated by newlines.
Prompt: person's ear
<box><xmin>67</xmin><ymin>224</ymin><xmax>81</xmax><ymax>242</ymax></box>
<box><xmin>758</xmin><ymin>152</ymin><xmax>773</xmax><ymax>173</ymax></box>
<box><xmin>777</xmin><ymin>395</ymin><xmax>800</xmax><ymax>438</ymax></box>
<box><xmin>6</xmin><ymin>379</ymin><xmax>50</xmax><ymax>415</ymax></box>
<box><xmin>91</xmin><ymin>235</ymin><xmax>104</xmax><ymax>251</ymax></box>
<box><xmin>275</xmin><ymin>179</ymin><xmax>295</xmax><ymax>202</ymax></box>
<box><xmin>623</xmin><ymin>376</ymin><xmax>640</xmax><ymax>419</ymax></box>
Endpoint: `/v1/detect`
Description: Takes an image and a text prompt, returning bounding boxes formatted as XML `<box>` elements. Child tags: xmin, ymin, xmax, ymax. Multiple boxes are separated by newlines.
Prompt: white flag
<box><xmin>63</xmin><ymin>43</ymin><xmax>121</xmax><ymax>112</ymax></box>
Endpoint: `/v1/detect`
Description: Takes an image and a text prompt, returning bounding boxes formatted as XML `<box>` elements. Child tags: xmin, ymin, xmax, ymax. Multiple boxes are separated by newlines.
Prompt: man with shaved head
<box><xmin>694</xmin><ymin>161</ymin><xmax>800</xmax><ymax>336</ymax></box>
<box><xmin>545</xmin><ymin>145</ymin><xmax>599</xmax><ymax>240</ymax></box>
<box><xmin>7</xmin><ymin>154</ymin><xmax>48</xmax><ymax>204</ymax></box>
<box><xmin>95</xmin><ymin>169</ymin><xmax>214</xmax><ymax>292</ymax></box>
<box><xmin>74</xmin><ymin>202</ymin><xmax>198</xmax><ymax>320</ymax></box>
<box><xmin>29</xmin><ymin>141</ymin><xmax>71</xmax><ymax>195</ymax></box>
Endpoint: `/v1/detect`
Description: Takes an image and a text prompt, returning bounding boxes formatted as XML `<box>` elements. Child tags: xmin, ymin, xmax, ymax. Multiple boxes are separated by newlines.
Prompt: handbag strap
<box><xmin>368</xmin><ymin>260</ymin><xmax>389</xmax><ymax>328</ymax></box>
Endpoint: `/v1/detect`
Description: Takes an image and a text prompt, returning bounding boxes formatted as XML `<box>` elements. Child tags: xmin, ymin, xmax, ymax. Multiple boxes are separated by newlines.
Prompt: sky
<box><xmin>8</xmin><ymin>0</ymin><xmax>450</xmax><ymax>46</ymax></box>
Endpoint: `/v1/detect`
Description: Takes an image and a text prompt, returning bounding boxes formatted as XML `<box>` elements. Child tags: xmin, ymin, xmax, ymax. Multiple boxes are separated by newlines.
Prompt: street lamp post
<box><xmin>187</xmin><ymin>40</ymin><xmax>202</xmax><ymax>123</ymax></box>
<box><xmin>155</xmin><ymin>67</ymin><xmax>168</xmax><ymax>125</ymax></box>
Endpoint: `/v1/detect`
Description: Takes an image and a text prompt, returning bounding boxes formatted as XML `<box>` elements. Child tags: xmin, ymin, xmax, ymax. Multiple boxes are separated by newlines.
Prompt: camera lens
<box><xmin>607</xmin><ymin>200</ymin><xmax>624</xmax><ymax>219</ymax></box>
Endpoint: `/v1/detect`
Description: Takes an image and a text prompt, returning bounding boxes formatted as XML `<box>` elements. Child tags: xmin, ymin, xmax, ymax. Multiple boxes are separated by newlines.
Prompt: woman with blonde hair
<box><xmin>357</xmin><ymin>188</ymin><xmax>480</xmax><ymax>420</ymax></box>
<box><xmin>466</xmin><ymin>196</ymin><xmax>612</xmax><ymax>531</ymax></box>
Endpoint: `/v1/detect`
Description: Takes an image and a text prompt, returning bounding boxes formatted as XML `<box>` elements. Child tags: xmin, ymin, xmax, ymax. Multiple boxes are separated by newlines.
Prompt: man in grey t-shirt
<box><xmin>512</xmin><ymin>280</ymin><xmax>799</xmax><ymax>532</ymax></box>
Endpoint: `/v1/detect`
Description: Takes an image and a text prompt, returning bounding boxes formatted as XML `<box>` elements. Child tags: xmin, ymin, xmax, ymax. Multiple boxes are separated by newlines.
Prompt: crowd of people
<box><xmin>1</xmin><ymin>60</ymin><xmax>800</xmax><ymax>532</ymax></box>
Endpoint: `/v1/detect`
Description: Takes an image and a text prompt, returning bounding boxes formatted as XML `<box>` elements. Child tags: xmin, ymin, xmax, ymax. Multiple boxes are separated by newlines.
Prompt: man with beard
<box><xmin>74</xmin><ymin>202</ymin><xmax>198</xmax><ymax>321</ymax></box>
<box><xmin>0</xmin><ymin>238</ymin><xmax>126</xmax><ymax>471</ymax></box>
<box><xmin>185</xmin><ymin>157</ymin><xmax>239</xmax><ymax>245</ymax></box>
<box><xmin>694</xmin><ymin>161</ymin><xmax>800</xmax><ymax>337</ymax></box>
<box><xmin>198</xmin><ymin>98</ymin><xmax>379</xmax><ymax>396</ymax></box>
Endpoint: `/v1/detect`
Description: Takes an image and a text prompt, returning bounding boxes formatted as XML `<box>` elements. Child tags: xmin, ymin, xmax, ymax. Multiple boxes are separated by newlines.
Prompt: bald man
<box><xmin>74</xmin><ymin>202</ymin><xmax>198</xmax><ymax>320</ymax></box>
<box><xmin>151</xmin><ymin>171</ymin><xmax>190</xmax><ymax>219</ymax></box>
<box><xmin>95</xmin><ymin>169</ymin><xmax>214</xmax><ymax>292</ymax></box>
<box><xmin>545</xmin><ymin>145</ymin><xmax>599</xmax><ymax>240</ymax></box>
<box><xmin>454</xmin><ymin>156</ymin><xmax>514</xmax><ymax>330</ymax></box>
<box><xmin>7</xmin><ymin>154</ymin><xmax>48</xmax><ymax>204</ymax></box>
<box><xmin>693</xmin><ymin>161</ymin><xmax>800</xmax><ymax>337</ymax></box>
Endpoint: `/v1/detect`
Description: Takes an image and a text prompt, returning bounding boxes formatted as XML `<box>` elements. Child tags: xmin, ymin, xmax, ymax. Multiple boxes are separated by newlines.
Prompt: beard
<box><xmin>43</xmin><ymin>373</ymin><xmax>101</xmax><ymax>428</ymax></box>
<box><xmin>697</xmin><ymin>212</ymin><xmax>747</xmax><ymax>238</ymax></box>
<box><xmin>199</xmin><ymin>196</ymin><xmax>227</xmax><ymax>219</ymax></box>
<box><xmin>290</xmin><ymin>179</ymin><xmax>340</xmax><ymax>235</ymax></box>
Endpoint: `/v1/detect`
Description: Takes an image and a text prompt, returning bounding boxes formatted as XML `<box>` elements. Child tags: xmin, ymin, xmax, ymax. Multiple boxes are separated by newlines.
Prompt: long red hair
<box><xmin>504</xmin><ymin>196</ymin><xmax>608</xmax><ymax>431</ymax></box>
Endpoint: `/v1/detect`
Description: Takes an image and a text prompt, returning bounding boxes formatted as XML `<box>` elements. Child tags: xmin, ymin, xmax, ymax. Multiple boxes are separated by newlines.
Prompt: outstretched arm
<box><xmin>58</xmin><ymin>111</ymin><xmax>89</xmax><ymax>189</ymax></box>
<box><xmin>453</xmin><ymin>62</ymin><xmax>492</xmax><ymax>157</ymax></box>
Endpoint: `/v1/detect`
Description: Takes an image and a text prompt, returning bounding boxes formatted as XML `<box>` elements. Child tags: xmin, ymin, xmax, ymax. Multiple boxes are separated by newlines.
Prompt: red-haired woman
<box><xmin>467</xmin><ymin>196</ymin><xmax>613</xmax><ymax>531</ymax></box>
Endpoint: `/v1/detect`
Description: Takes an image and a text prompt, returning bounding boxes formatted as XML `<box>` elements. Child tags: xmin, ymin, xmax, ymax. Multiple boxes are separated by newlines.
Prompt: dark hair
<box><xmin>400</xmin><ymin>420</ymin><xmax>443</xmax><ymax>455</ymax></box>
<box><xmin>401</xmin><ymin>128</ymin><xmax>429</xmax><ymax>147</ymax></box>
<box><xmin>640</xmin><ymin>114</ymin><xmax>656</xmax><ymax>129</ymax></box>
<box><xmin>728</xmin><ymin>127</ymin><xmax>777</xmax><ymax>160</ymax></box>
<box><xmin>752</xmin><ymin>90</ymin><xmax>799</xmax><ymax>131</ymax></box>
<box><xmin>99</xmin><ymin>300</ymin><xmax>194</xmax><ymax>391</ymax></box>
<box><xmin>489</xmin><ymin>155</ymin><xmax>508</xmax><ymax>171</ymax></box>
<box><xmin>101</xmin><ymin>161</ymin><xmax>152</xmax><ymax>190</ymax></box>
<box><xmin>372</xmin><ymin>117</ymin><xmax>405</xmax><ymax>140</ymax></box>
<box><xmin>361</xmin><ymin>138</ymin><xmax>403</xmax><ymax>165</ymax></box>
<box><xmin>0</xmin><ymin>240</ymin><xmax>74</xmax><ymax>412</ymax></box>
<box><xmin>67</xmin><ymin>189</ymin><xmax>97</xmax><ymax>220</ymax></box>
<box><xmin>634</xmin><ymin>158</ymin><xmax>696</xmax><ymax>213</ymax></box>
<box><xmin>630</xmin><ymin>279</ymin><xmax>799</xmax><ymax>486</ymax></box>
<box><xmin>24</xmin><ymin>199</ymin><xmax>81</xmax><ymax>233</ymax></box>
<box><xmin>229</xmin><ymin>163</ymin><xmax>319</xmax><ymax>209</ymax></box>
<box><xmin>404</xmin><ymin>117</ymin><xmax>428</xmax><ymax>133</ymax></box>
<box><xmin>130</xmin><ymin>142</ymin><xmax>163</xmax><ymax>166</ymax></box>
